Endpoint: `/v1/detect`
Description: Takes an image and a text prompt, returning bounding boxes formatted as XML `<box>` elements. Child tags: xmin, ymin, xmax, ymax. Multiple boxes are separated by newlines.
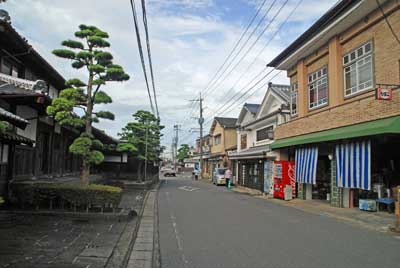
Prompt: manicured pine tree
<box><xmin>47</xmin><ymin>24</ymin><xmax>129</xmax><ymax>185</ymax></box>
<box><xmin>118</xmin><ymin>110</ymin><xmax>163</xmax><ymax>181</ymax></box>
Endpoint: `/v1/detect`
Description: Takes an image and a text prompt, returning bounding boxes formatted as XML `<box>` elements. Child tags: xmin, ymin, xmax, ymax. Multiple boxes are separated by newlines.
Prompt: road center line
<box><xmin>165</xmin><ymin>191</ymin><xmax>189</xmax><ymax>268</ymax></box>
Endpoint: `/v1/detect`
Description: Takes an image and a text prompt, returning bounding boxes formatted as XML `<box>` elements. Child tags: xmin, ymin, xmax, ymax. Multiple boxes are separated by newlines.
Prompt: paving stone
<box><xmin>133</xmin><ymin>242</ymin><xmax>153</xmax><ymax>251</ymax></box>
<box><xmin>129</xmin><ymin>250</ymin><xmax>152</xmax><ymax>260</ymax></box>
<box><xmin>135</xmin><ymin>236</ymin><xmax>153</xmax><ymax>243</ymax></box>
<box><xmin>127</xmin><ymin>259</ymin><xmax>152</xmax><ymax>268</ymax></box>
<box><xmin>80</xmin><ymin>246</ymin><xmax>113</xmax><ymax>258</ymax></box>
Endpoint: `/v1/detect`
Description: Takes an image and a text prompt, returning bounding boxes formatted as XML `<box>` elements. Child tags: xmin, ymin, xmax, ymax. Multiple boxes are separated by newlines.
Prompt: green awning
<box><xmin>271</xmin><ymin>116</ymin><xmax>400</xmax><ymax>149</ymax></box>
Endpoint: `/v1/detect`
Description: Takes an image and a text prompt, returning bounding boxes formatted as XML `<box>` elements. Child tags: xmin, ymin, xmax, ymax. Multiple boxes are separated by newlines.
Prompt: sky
<box><xmin>2</xmin><ymin>0</ymin><xmax>337</xmax><ymax>151</ymax></box>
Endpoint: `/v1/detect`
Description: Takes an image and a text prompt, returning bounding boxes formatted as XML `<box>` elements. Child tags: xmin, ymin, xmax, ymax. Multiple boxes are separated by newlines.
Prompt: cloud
<box><xmin>2</xmin><ymin>0</ymin><xmax>336</xmax><ymax>148</ymax></box>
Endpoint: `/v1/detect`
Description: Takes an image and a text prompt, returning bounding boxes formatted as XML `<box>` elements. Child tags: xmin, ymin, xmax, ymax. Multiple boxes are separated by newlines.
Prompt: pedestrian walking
<box><xmin>224</xmin><ymin>168</ymin><xmax>232</xmax><ymax>188</ymax></box>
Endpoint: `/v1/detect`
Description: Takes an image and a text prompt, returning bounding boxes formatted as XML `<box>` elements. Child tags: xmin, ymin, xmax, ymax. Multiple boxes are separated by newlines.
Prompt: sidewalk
<box><xmin>0</xmin><ymin>189</ymin><xmax>145</xmax><ymax>268</ymax></box>
<box><xmin>127</xmin><ymin>189</ymin><xmax>158</xmax><ymax>268</ymax></box>
<box><xmin>232</xmin><ymin>186</ymin><xmax>397</xmax><ymax>234</ymax></box>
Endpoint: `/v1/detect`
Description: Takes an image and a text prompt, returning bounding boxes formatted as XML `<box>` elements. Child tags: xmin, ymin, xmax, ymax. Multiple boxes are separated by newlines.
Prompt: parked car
<box><xmin>162</xmin><ymin>167</ymin><xmax>176</xmax><ymax>177</ymax></box>
<box><xmin>213</xmin><ymin>168</ymin><xmax>227</xmax><ymax>185</ymax></box>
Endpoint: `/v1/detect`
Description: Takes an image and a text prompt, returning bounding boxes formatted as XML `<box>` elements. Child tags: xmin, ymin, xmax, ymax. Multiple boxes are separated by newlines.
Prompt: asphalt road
<box><xmin>158</xmin><ymin>174</ymin><xmax>400</xmax><ymax>268</ymax></box>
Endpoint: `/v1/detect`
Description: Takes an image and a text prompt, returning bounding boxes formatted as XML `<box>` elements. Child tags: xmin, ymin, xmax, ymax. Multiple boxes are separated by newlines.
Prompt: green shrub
<box><xmin>11</xmin><ymin>183</ymin><xmax>122</xmax><ymax>211</ymax></box>
<box><xmin>0</xmin><ymin>196</ymin><xmax>4</xmax><ymax>205</ymax></box>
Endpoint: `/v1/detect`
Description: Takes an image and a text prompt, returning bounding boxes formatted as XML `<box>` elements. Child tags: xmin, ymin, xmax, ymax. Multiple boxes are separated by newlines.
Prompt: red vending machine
<box><xmin>273</xmin><ymin>161</ymin><xmax>296</xmax><ymax>199</ymax></box>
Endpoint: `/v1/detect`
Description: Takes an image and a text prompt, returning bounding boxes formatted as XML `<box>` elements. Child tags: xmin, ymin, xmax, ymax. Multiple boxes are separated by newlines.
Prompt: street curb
<box><xmin>105</xmin><ymin>190</ymin><xmax>150</xmax><ymax>268</ymax></box>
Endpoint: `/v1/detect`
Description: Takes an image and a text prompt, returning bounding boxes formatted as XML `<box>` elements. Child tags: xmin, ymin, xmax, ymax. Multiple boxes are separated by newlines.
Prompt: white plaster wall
<box><xmin>104</xmin><ymin>155</ymin><xmax>122</xmax><ymax>163</ymax></box>
<box><xmin>16</xmin><ymin>105</ymin><xmax>37</xmax><ymax>143</ymax></box>
<box><xmin>49</xmin><ymin>85</ymin><xmax>59</xmax><ymax>99</ymax></box>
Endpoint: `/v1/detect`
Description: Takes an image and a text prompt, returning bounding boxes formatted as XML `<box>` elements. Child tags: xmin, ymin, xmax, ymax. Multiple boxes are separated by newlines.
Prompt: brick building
<box><xmin>269</xmin><ymin>0</ymin><xmax>400</xmax><ymax>208</ymax></box>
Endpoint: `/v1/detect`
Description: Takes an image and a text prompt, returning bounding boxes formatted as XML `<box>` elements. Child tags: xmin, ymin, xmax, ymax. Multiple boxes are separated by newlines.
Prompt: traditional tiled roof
<box><xmin>268</xmin><ymin>83</ymin><xmax>290</xmax><ymax>102</ymax></box>
<box><xmin>0</xmin><ymin>107</ymin><xmax>29</xmax><ymax>129</ymax></box>
<box><xmin>0</xmin><ymin>131</ymin><xmax>34</xmax><ymax>145</ymax></box>
<box><xmin>214</xmin><ymin>117</ymin><xmax>237</xmax><ymax>128</ymax></box>
<box><xmin>92</xmin><ymin>127</ymin><xmax>119</xmax><ymax>145</ymax></box>
<box><xmin>0</xmin><ymin>20</ymin><xmax>65</xmax><ymax>89</ymax></box>
<box><xmin>244</xmin><ymin>103</ymin><xmax>260</xmax><ymax>114</ymax></box>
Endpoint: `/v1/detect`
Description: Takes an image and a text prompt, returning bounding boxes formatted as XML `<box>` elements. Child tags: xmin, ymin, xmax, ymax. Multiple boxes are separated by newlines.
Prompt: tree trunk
<box><xmin>80</xmin><ymin>57</ymin><xmax>94</xmax><ymax>186</ymax></box>
<box><xmin>137</xmin><ymin>160</ymin><xmax>142</xmax><ymax>182</ymax></box>
<box><xmin>81</xmin><ymin>160</ymin><xmax>90</xmax><ymax>186</ymax></box>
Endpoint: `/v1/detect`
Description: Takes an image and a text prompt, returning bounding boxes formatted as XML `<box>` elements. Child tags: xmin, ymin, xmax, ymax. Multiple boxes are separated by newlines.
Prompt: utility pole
<box><xmin>144</xmin><ymin>120</ymin><xmax>149</xmax><ymax>182</ymax></box>
<box><xmin>172</xmin><ymin>124</ymin><xmax>180</xmax><ymax>171</ymax></box>
<box><xmin>190</xmin><ymin>93</ymin><xmax>204</xmax><ymax>179</ymax></box>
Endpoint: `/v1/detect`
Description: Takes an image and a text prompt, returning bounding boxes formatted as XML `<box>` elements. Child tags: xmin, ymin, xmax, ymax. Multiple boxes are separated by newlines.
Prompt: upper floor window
<box><xmin>240</xmin><ymin>134</ymin><xmax>247</xmax><ymax>150</ymax></box>
<box><xmin>1</xmin><ymin>59</ymin><xmax>19</xmax><ymax>77</ymax></box>
<box><xmin>214</xmin><ymin>134</ymin><xmax>221</xmax><ymax>145</ymax></box>
<box><xmin>343</xmin><ymin>42</ymin><xmax>373</xmax><ymax>97</ymax></box>
<box><xmin>308</xmin><ymin>67</ymin><xmax>328</xmax><ymax>109</ymax></box>
<box><xmin>256</xmin><ymin>126</ymin><xmax>273</xmax><ymax>142</ymax></box>
<box><xmin>290</xmin><ymin>82</ymin><xmax>298</xmax><ymax>116</ymax></box>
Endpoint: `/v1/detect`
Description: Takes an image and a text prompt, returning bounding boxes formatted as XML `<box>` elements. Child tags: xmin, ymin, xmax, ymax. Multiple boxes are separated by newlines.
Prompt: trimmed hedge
<box><xmin>11</xmin><ymin>183</ymin><xmax>122</xmax><ymax>211</ymax></box>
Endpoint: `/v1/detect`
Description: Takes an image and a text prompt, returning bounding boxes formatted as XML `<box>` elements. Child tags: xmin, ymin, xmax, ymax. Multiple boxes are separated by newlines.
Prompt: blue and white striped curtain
<box><xmin>295</xmin><ymin>147</ymin><xmax>318</xmax><ymax>184</ymax></box>
<box><xmin>335</xmin><ymin>141</ymin><xmax>371</xmax><ymax>190</ymax></box>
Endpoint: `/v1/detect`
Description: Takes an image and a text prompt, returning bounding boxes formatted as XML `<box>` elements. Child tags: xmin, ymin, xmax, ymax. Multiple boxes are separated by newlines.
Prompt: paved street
<box><xmin>159</xmin><ymin>174</ymin><xmax>400</xmax><ymax>268</ymax></box>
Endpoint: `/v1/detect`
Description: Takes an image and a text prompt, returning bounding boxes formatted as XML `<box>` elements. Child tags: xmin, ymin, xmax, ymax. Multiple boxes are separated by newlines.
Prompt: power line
<box><xmin>211</xmin><ymin>0</ymin><xmax>303</xmax><ymax>113</ymax></box>
<box><xmin>201</xmin><ymin>0</ymin><xmax>272</xmax><ymax>96</ymax></box>
<box><xmin>204</xmin><ymin>67</ymin><xmax>268</xmax><ymax>118</ymax></box>
<box><xmin>203</xmin><ymin>68</ymin><xmax>276</xmax><ymax>126</ymax></box>
<box><xmin>376</xmin><ymin>0</ymin><xmax>400</xmax><ymax>46</ymax></box>
<box><xmin>129</xmin><ymin>0</ymin><xmax>155</xmax><ymax>114</ymax></box>
<box><xmin>221</xmin><ymin>70</ymin><xmax>283</xmax><ymax>116</ymax></box>
<box><xmin>141</xmin><ymin>0</ymin><xmax>160</xmax><ymax>118</ymax></box>
<box><xmin>204</xmin><ymin>0</ymin><xmax>288</xmax><ymax>98</ymax></box>
<box><xmin>202</xmin><ymin>0</ymin><xmax>278</xmax><ymax>97</ymax></box>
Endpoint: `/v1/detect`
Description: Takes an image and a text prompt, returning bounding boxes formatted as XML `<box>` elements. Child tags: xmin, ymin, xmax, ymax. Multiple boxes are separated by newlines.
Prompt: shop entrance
<box><xmin>312</xmin><ymin>155</ymin><xmax>331</xmax><ymax>201</ymax></box>
<box><xmin>352</xmin><ymin>136</ymin><xmax>400</xmax><ymax>211</ymax></box>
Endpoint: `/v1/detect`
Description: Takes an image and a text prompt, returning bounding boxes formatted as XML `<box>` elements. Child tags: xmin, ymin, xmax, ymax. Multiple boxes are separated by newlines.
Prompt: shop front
<box><xmin>272</xmin><ymin>116</ymin><xmax>400</xmax><ymax>210</ymax></box>
<box><xmin>229</xmin><ymin>145</ymin><xmax>275</xmax><ymax>194</ymax></box>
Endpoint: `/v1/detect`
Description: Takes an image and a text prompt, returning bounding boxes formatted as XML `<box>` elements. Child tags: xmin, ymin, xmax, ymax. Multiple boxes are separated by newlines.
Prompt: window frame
<box><xmin>308</xmin><ymin>66</ymin><xmax>328</xmax><ymax>110</ymax></box>
<box><xmin>290</xmin><ymin>82</ymin><xmax>298</xmax><ymax>116</ymax></box>
<box><xmin>256</xmin><ymin>125</ymin><xmax>274</xmax><ymax>142</ymax></box>
<box><xmin>214</xmin><ymin>134</ymin><xmax>221</xmax><ymax>145</ymax></box>
<box><xmin>343</xmin><ymin>41</ymin><xmax>374</xmax><ymax>97</ymax></box>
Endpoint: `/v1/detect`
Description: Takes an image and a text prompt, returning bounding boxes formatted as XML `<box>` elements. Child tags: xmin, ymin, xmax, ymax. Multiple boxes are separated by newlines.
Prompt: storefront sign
<box><xmin>376</xmin><ymin>87</ymin><xmax>392</xmax><ymax>100</ymax></box>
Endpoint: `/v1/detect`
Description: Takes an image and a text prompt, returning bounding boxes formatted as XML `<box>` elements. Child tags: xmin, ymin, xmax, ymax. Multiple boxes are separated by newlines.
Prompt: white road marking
<box><xmin>165</xmin><ymin>192</ymin><xmax>189</xmax><ymax>268</ymax></box>
<box><xmin>178</xmin><ymin>186</ymin><xmax>199</xmax><ymax>192</ymax></box>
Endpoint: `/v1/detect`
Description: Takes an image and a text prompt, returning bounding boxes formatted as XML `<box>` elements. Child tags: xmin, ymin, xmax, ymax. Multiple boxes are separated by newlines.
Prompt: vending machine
<box><xmin>273</xmin><ymin>161</ymin><xmax>296</xmax><ymax>200</ymax></box>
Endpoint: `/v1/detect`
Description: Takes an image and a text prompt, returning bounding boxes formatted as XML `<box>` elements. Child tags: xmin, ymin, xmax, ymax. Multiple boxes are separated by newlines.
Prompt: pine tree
<box><xmin>47</xmin><ymin>24</ymin><xmax>129</xmax><ymax>185</ymax></box>
<box><xmin>118</xmin><ymin>110</ymin><xmax>163</xmax><ymax>180</ymax></box>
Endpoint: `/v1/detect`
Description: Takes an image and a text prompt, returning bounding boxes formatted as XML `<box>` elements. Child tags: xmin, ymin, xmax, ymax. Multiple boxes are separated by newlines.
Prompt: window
<box><xmin>1</xmin><ymin>59</ymin><xmax>19</xmax><ymax>77</ymax></box>
<box><xmin>343</xmin><ymin>42</ymin><xmax>373</xmax><ymax>96</ymax></box>
<box><xmin>256</xmin><ymin>126</ymin><xmax>273</xmax><ymax>142</ymax></box>
<box><xmin>308</xmin><ymin>67</ymin><xmax>328</xmax><ymax>109</ymax></box>
<box><xmin>240</xmin><ymin>134</ymin><xmax>247</xmax><ymax>149</ymax></box>
<box><xmin>290</xmin><ymin>82</ymin><xmax>298</xmax><ymax>116</ymax></box>
<box><xmin>214</xmin><ymin>134</ymin><xmax>221</xmax><ymax>145</ymax></box>
<box><xmin>0</xmin><ymin>143</ymin><xmax>9</xmax><ymax>164</ymax></box>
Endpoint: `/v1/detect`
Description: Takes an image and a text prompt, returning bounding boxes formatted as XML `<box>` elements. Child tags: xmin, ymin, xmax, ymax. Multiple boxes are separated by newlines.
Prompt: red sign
<box><xmin>376</xmin><ymin>87</ymin><xmax>392</xmax><ymax>100</ymax></box>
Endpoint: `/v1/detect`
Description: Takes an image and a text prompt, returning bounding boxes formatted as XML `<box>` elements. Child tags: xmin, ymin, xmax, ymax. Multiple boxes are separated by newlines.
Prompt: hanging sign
<box><xmin>376</xmin><ymin>87</ymin><xmax>392</xmax><ymax>100</ymax></box>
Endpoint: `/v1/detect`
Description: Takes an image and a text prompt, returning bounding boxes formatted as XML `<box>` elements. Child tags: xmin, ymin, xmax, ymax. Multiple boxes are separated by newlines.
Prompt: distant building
<box><xmin>229</xmin><ymin>83</ymin><xmax>290</xmax><ymax>191</ymax></box>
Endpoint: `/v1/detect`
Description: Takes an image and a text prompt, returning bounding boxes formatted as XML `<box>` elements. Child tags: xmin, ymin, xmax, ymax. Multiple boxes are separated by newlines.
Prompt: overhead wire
<box><xmin>129</xmin><ymin>0</ymin><xmax>155</xmax><ymax>114</ymax></box>
<box><xmin>202</xmin><ymin>0</ymin><xmax>276</xmax><ymax>95</ymax></box>
<box><xmin>203</xmin><ymin>0</ymin><xmax>303</xmax><ymax>119</ymax></box>
<box><xmin>203</xmin><ymin>0</ymin><xmax>288</xmax><ymax>98</ymax></box>
<box><xmin>141</xmin><ymin>0</ymin><xmax>160</xmax><ymax>118</ymax></box>
<box><xmin>212</xmin><ymin>0</ymin><xmax>304</xmax><ymax>114</ymax></box>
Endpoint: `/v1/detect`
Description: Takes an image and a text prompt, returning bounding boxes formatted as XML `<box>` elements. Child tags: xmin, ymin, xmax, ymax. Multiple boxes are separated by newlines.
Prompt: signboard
<box><xmin>376</xmin><ymin>87</ymin><xmax>392</xmax><ymax>100</ymax></box>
